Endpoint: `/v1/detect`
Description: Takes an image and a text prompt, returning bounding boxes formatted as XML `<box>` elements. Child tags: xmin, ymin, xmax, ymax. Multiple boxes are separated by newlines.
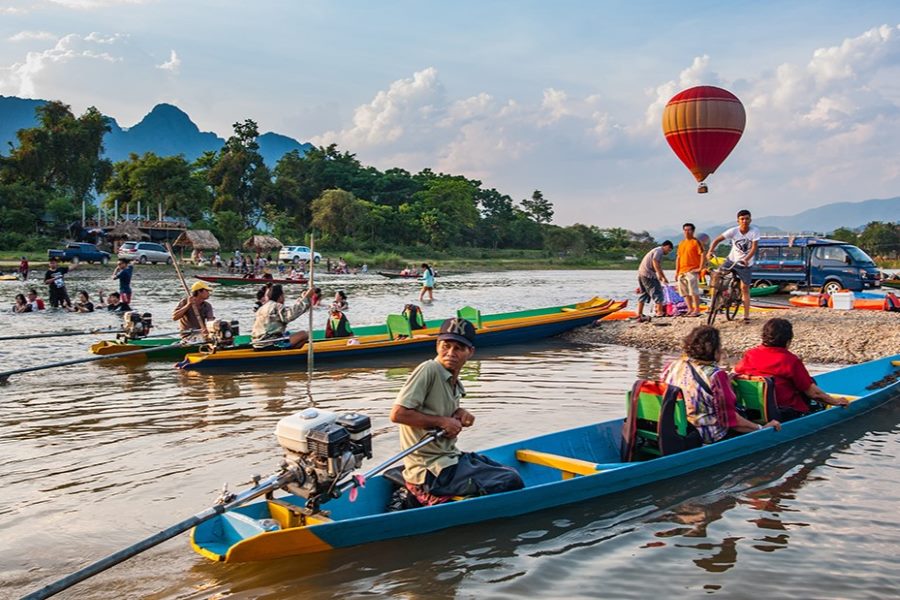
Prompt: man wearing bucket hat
<box><xmin>172</xmin><ymin>280</ymin><xmax>215</xmax><ymax>341</ymax></box>
<box><xmin>390</xmin><ymin>318</ymin><xmax>524</xmax><ymax>506</ymax></box>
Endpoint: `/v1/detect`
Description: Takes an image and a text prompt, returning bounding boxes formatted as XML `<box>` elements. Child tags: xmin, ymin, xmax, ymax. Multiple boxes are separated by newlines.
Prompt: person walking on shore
<box><xmin>675</xmin><ymin>223</ymin><xmax>705</xmax><ymax>317</ymax></box>
<box><xmin>707</xmin><ymin>209</ymin><xmax>759</xmax><ymax>323</ymax></box>
<box><xmin>635</xmin><ymin>241</ymin><xmax>673</xmax><ymax>322</ymax></box>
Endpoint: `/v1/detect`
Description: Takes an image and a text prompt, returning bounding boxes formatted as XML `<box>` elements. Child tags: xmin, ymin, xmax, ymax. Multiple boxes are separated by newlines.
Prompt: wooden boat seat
<box><xmin>621</xmin><ymin>380</ymin><xmax>699</xmax><ymax>461</ymax></box>
<box><xmin>456</xmin><ymin>306</ymin><xmax>483</xmax><ymax>328</ymax></box>
<box><xmin>732</xmin><ymin>375</ymin><xmax>780</xmax><ymax>424</ymax></box>
<box><xmin>515</xmin><ymin>449</ymin><xmax>626</xmax><ymax>479</ymax></box>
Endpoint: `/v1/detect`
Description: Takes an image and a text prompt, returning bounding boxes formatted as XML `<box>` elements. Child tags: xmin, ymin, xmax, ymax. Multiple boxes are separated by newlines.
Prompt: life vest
<box><xmin>325</xmin><ymin>312</ymin><xmax>353</xmax><ymax>338</ymax></box>
<box><xmin>884</xmin><ymin>292</ymin><xmax>900</xmax><ymax>312</ymax></box>
<box><xmin>403</xmin><ymin>303</ymin><xmax>426</xmax><ymax>330</ymax></box>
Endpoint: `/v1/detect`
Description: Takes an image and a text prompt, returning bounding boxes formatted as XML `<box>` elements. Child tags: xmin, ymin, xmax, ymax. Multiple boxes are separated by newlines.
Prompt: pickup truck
<box><xmin>48</xmin><ymin>242</ymin><xmax>111</xmax><ymax>264</ymax></box>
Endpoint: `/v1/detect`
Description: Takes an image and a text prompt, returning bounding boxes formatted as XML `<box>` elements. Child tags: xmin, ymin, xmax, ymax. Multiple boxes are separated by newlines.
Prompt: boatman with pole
<box><xmin>390</xmin><ymin>318</ymin><xmax>524</xmax><ymax>506</ymax></box>
<box><xmin>172</xmin><ymin>281</ymin><xmax>214</xmax><ymax>342</ymax></box>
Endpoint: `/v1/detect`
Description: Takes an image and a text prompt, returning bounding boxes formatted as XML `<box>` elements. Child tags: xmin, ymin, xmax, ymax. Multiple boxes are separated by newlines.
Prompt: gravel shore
<box><xmin>567</xmin><ymin>307</ymin><xmax>900</xmax><ymax>364</ymax></box>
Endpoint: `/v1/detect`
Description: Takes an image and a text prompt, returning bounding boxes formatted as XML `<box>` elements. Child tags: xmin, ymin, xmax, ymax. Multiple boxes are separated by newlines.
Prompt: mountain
<box><xmin>653</xmin><ymin>197</ymin><xmax>900</xmax><ymax>241</ymax></box>
<box><xmin>0</xmin><ymin>95</ymin><xmax>312</xmax><ymax>165</ymax></box>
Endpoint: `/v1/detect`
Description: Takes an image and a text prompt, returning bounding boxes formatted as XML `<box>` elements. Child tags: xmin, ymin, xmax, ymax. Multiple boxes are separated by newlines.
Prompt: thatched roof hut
<box><xmin>243</xmin><ymin>235</ymin><xmax>283</xmax><ymax>253</ymax></box>
<box><xmin>107</xmin><ymin>221</ymin><xmax>149</xmax><ymax>241</ymax></box>
<box><xmin>173</xmin><ymin>230</ymin><xmax>220</xmax><ymax>250</ymax></box>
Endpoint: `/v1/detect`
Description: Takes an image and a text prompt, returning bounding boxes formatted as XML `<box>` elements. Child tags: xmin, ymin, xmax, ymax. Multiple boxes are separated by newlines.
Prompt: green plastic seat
<box><xmin>456</xmin><ymin>306</ymin><xmax>482</xmax><ymax>328</ymax></box>
<box><xmin>732</xmin><ymin>375</ymin><xmax>778</xmax><ymax>424</ymax></box>
<box><xmin>386</xmin><ymin>314</ymin><xmax>413</xmax><ymax>340</ymax></box>
<box><xmin>622</xmin><ymin>380</ymin><xmax>694</xmax><ymax>461</ymax></box>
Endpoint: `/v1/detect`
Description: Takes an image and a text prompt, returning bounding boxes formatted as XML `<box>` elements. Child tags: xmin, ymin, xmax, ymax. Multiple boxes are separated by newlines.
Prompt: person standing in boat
<box><xmin>390</xmin><ymin>318</ymin><xmax>524</xmax><ymax>505</ymax></box>
<box><xmin>251</xmin><ymin>284</ymin><xmax>312</xmax><ymax>348</ymax></box>
<box><xmin>172</xmin><ymin>280</ymin><xmax>214</xmax><ymax>341</ymax></box>
<box><xmin>734</xmin><ymin>318</ymin><xmax>847</xmax><ymax>421</ymax></box>
<box><xmin>419</xmin><ymin>263</ymin><xmax>435</xmax><ymax>303</ymax></box>
<box><xmin>663</xmin><ymin>325</ymin><xmax>780</xmax><ymax>443</ymax></box>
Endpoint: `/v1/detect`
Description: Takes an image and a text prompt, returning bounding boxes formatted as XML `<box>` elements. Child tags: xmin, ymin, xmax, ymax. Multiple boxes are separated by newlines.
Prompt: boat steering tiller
<box><xmin>209</xmin><ymin>319</ymin><xmax>240</xmax><ymax>347</ymax></box>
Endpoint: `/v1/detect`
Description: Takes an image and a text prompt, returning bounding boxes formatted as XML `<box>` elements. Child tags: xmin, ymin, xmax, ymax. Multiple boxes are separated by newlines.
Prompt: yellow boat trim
<box><xmin>223</xmin><ymin>522</ymin><xmax>334</xmax><ymax>562</ymax></box>
<box><xmin>516</xmin><ymin>449</ymin><xmax>602</xmax><ymax>478</ymax></box>
<box><xmin>891</xmin><ymin>360</ymin><xmax>900</xmax><ymax>367</ymax></box>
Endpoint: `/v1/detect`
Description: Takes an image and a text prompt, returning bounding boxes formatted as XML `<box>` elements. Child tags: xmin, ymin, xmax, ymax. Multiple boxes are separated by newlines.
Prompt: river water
<box><xmin>1</xmin><ymin>269</ymin><xmax>897</xmax><ymax>599</ymax></box>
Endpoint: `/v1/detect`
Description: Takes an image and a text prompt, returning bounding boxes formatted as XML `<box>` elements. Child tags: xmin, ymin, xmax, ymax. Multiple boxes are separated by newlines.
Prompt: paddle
<box><xmin>0</xmin><ymin>327</ymin><xmax>123</xmax><ymax>342</ymax></box>
<box><xmin>307</xmin><ymin>233</ymin><xmax>316</xmax><ymax>402</ymax></box>
<box><xmin>166</xmin><ymin>242</ymin><xmax>210</xmax><ymax>342</ymax></box>
<box><xmin>0</xmin><ymin>342</ymin><xmax>184</xmax><ymax>383</ymax></box>
<box><xmin>21</xmin><ymin>429</ymin><xmax>444</xmax><ymax>600</ymax></box>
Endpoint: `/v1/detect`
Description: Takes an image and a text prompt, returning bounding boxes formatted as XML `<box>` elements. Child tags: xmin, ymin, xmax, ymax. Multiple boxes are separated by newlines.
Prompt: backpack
<box><xmin>403</xmin><ymin>303</ymin><xmax>426</xmax><ymax>330</ymax></box>
<box><xmin>663</xmin><ymin>285</ymin><xmax>689</xmax><ymax>316</ymax></box>
<box><xmin>818</xmin><ymin>293</ymin><xmax>830</xmax><ymax>307</ymax></box>
<box><xmin>325</xmin><ymin>312</ymin><xmax>353</xmax><ymax>338</ymax></box>
<box><xmin>884</xmin><ymin>292</ymin><xmax>900</xmax><ymax>312</ymax></box>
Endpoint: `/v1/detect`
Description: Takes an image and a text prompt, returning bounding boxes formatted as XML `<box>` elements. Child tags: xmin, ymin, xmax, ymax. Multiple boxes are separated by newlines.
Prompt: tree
<box><xmin>857</xmin><ymin>221</ymin><xmax>900</xmax><ymax>259</ymax></box>
<box><xmin>310</xmin><ymin>189</ymin><xmax>365</xmax><ymax>245</ymax></box>
<box><xmin>829</xmin><ymin>227</ymin><xmax>858</xmax><ymax>245</ymax></box>
<box><xmin>212</xmin><ymin>210</ymin><xmax>245</xmax><ymax>251</ymax></box>
<box><xmin>2</xmin><ymin>101</ymin><xmax>112</xmax><ymax>203</ymax></box>
<box><xmin>521</xmin><ymin>189</ymin><xmax>554</xmax><ymax>224</ymax></box>
<box><xmin>412</xmin><ymin>177</ymin><xmax>479</xmax><ymax>248</ymax></box>
<box><xmin>204</xmin><ymin>119</ymin><xmax>272</xmax><ymax>227</ymax></box>
<box><xmin>102</xmin><ymin>152</ymin><xmax>211</xmax><ymax>221</ymax></box>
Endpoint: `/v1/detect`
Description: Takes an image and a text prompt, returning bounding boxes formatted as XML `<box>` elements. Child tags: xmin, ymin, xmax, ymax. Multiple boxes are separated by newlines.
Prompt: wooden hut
<box><xmin>173</xmin><ymin>230</ymin><xmax>221</xmax><ymax>265</ymax></box>
<box><xmin>243</xmin><ymin>235</ymin><xmax>283</xmax><ymax>255</ymax></box>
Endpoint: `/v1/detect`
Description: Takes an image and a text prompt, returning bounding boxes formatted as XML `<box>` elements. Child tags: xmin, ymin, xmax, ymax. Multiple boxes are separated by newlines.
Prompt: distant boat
<box><xmin>377</xmin><ymin>271</ymin><xmax>436</xmax><ymax>279</ymax></box>
<box><xmin>196</xmin><ymin>275</ymin><xmax>308</xmax><ymax>286</ymax></box>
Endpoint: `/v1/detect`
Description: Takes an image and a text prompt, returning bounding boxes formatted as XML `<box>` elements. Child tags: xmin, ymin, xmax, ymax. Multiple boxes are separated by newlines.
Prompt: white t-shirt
<box><xmin>722</xmin><ymin>225</ymin><xmax>760</xmax><ymax>266</ymax></box>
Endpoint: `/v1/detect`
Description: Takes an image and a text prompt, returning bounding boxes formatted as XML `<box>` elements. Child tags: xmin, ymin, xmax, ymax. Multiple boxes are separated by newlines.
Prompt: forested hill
<box><xmin>0</xmin><ymin>95</ymin><xmax>312</xmax><ymax>166</ymax></box>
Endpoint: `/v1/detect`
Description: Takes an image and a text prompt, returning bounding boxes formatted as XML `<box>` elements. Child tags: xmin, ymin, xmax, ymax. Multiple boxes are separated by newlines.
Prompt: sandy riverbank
<box><xmin>567</xmin><ymin>307</ymin><xmax>900</xmax><ymax>364</ymax></box>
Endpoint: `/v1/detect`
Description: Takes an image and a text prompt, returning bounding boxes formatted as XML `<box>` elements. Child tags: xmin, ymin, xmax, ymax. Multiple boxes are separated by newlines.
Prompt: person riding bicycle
<box><xmin>707</xmin><ymin>209</ymin><xmax>759</xmax><ymax>323</ymax></box>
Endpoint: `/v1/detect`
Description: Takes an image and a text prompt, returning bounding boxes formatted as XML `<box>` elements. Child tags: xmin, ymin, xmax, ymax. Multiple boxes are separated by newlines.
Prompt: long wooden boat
<box><xmin>700</xmin><ymin>283</ymin><xmax>779</xmax><ymax>297</ymax></box>
<box><xmin>196</xmin><ymin>275</ymin><xmax>308</xmax><ymax>286</ymax></box>
<box><xmin>881</xmin><ymin>279</ymin><xmax>900</xmax><ymax>289</ymax></box>
<box><xmin>178</xmin><ymin>298</ymin><xmax>626</xmax><ymax>371</ymax></box>
<box><xmin>190</xmin><ymin>353</ymin><xmax>900</xmax><ymax>563</ymax></box>
<box><xmin>90</xmin><ymin>298</ymin><xmax>624</xmax><ymax>361</ymax></box>
<box><xmin>376</xmin><ymin>271</ymin><xmax>437</xmax><ymax>279</ymax></box>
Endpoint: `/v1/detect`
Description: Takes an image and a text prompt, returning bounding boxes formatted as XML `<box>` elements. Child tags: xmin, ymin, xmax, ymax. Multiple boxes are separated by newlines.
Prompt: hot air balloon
<box><xmin>662</xmin><ymin>86</ymin><xmax>745</xmax><ymax>193</ymax></box>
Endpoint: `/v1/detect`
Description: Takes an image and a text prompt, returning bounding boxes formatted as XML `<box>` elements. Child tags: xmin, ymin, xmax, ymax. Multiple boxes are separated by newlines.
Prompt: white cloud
<box><xmin>8</xmin><ymin>31</ymin><xmax>57</xmax><ymax>42</ymax></box>
<box><xmin>156</xmin><ymin>50</ymin><xmax>180</xmax><ymax>73</ymax></box>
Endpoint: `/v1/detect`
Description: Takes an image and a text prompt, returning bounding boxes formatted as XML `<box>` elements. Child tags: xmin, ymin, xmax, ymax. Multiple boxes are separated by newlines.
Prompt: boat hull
<box><xmin>196</xmin><ymin>275</ymin><xmax>308</xmax><ymax>286</ymax></box>
<box><xmin>191</xmin><ymin>354</ymin><xmax>899</xmax><ymax>562</ymax></box>
<box><xmin>180</xmin><ymin>300</ymin><xmax>626</xmax><ymax>371</ymax></box>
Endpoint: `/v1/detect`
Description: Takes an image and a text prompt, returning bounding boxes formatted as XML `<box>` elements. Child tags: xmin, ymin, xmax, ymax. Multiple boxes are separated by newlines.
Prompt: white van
<box><xmin>278</xmin><ymin>245</ymin><xmax>322</xmax><ymax>264</ymax></box>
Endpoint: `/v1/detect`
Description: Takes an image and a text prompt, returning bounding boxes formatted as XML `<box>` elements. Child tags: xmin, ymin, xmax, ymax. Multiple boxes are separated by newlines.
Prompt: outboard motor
<box><xmin>210</xmin><ymin>319</ymin><xmax>240</xmax><ymax>347</ymax></box>
<box><xmin>120</xmin><ymin>311</ymin><xmax>153</xmax><ymax>340</ymax></box>
<box><xmin>275</xmin><ymin>409</ymin><xmax>372</xmax><ymax>505</ymax></box>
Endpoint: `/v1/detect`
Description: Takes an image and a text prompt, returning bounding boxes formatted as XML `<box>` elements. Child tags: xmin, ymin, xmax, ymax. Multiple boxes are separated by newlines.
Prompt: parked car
<box><xmin>118</xmin><ymin>241</ymin><xmax>172</xmax><ymax>264</ymax></box>
<box><xmin>751</xmin><ymin>236</ymin><xmax>881</xmax><ymax>294</ymax></box>
<box><xmin>48</xmin><ymin>242</ymin><xmax>111</xmax><ymax>265</ymax></box>
<box><xmin>278</xmin><ymin>245</ymin><xmax>322</xmax><ymax>264</ymax></box>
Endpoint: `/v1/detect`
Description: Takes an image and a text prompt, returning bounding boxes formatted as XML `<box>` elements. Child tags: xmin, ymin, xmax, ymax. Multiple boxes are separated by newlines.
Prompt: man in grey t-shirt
<box><xmin>636</xmin><ymin>241</ymin><xmax>673</xmax><ymax>322</ymax></box>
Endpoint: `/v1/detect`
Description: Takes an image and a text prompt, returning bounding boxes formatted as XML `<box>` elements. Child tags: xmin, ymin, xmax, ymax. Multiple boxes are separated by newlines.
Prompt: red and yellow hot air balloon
<box><xmin>662</xmin><ymin>86</ymin><xmax>745</xmax><ymax>193</ymax></box>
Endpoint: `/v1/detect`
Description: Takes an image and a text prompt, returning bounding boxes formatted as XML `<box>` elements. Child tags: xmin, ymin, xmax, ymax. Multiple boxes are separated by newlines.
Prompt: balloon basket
<box><xmin>697</xmin><ymin>183</ymin><xmax>709</xmax><ymax>194</ymax></box>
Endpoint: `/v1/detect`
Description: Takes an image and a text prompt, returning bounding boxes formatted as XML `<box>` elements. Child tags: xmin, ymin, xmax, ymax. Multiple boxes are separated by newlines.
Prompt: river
<box><xmin>1</xmin><ymin>268</ymin><xmax>898</xmax><ymax>599</ymax></box>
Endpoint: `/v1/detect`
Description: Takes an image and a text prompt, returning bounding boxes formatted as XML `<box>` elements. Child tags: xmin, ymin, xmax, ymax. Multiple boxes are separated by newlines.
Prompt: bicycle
<box><xmin>706</xmin><ymin>264</ymin><xmax>742</xmax><ymax>325</ymax></box>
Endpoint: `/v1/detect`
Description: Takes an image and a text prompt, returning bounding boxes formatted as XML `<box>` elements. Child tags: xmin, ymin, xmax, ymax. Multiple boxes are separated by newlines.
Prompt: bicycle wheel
<box><xmin>725</xmin><ymin>281</ymin><xmax>741</xmax><ymax>321</ymax></box>
<box><xmin>706</xmin><ymin>289</ymin><xmax>721</xmax><ymax>325</ymax></box>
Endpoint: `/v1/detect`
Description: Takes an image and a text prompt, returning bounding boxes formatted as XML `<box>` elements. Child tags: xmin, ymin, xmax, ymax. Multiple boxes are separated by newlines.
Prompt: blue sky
<box><xmin>2</xmin><ymin>0</ymin><xmax>900</xmax><ymax>230</ymax></box>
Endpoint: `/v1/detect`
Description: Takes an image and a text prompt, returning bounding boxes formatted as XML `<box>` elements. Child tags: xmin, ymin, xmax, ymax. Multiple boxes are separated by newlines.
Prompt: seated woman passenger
<box><xmin>735</xmin><ymin>318</ymin><xmax>848</xmax><ymax>421</ymax></box>
<box><xmin>663</xmin><ymin>325</ymin><xmax>780</xmax><ymax>444</ymax></box>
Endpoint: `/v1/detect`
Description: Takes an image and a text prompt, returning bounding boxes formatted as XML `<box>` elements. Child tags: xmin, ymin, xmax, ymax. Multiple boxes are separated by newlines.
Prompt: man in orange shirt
<box><xmin>675</xmin><ymin>222</ymin><xmax>705</xmax><ymax>317</ymax></box>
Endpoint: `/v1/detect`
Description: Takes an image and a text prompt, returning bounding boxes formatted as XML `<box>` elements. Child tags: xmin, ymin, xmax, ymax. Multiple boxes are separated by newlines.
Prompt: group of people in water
<box><xmin>10</xmin><ymin>257</ymin><xmax>135</xmax><ymax>314</ymax></box>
